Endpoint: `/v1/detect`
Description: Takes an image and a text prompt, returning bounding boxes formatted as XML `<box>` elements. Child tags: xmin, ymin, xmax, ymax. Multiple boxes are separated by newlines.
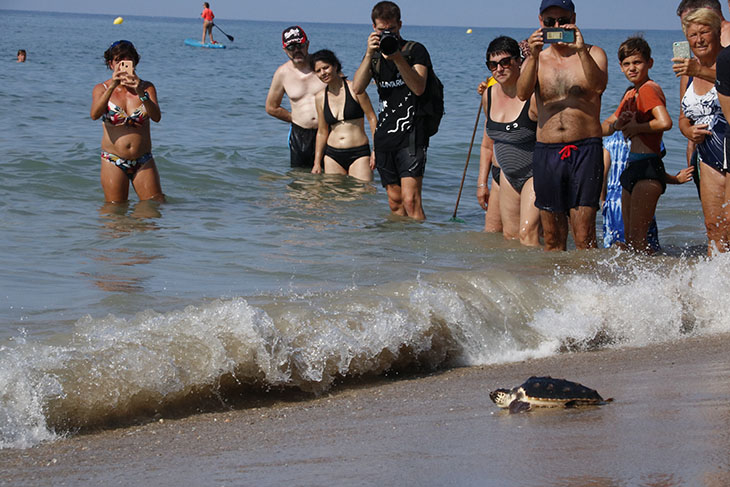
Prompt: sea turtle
<box><xmin>489</xmin><ymin>376</ymin><xmax>612</xmax><ymax>413</ymax></box>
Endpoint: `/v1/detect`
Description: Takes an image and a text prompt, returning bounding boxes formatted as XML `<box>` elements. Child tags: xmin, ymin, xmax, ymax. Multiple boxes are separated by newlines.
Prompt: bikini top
<box><xmin>100</xmin><ymin>83</ymin><xmax>149</xmax><ymax>127</ymax></box>
<box><xmin>323</xmin><ymin>81</ymin><xmax>364</xmax><ymax>126</ymax></box>
<box><xmin>485</xmin><ymin>86</ymin><xmax>537</xmax><ymax>145</ymax></box>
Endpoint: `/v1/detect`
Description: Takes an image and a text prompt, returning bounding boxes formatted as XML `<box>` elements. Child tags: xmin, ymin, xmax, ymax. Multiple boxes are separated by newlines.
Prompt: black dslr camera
<box><xmin>379</xmin><ymin>30</ymin><xmax>399</xmax><ymax>55</ymax></box>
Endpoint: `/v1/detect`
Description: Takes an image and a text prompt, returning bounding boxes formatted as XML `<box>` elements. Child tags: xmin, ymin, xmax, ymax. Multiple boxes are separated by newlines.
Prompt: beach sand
<box><xmin>2</xmin><ymin>334</ymin><xmax>729</xmax><ymax>487</ymax></box>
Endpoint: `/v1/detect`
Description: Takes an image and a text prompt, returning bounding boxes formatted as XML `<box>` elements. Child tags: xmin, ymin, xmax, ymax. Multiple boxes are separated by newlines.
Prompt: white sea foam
<box><xmin>3</xmin><ymin>253</ymin><xmax>730</xmax><ymax>449</ymax></box>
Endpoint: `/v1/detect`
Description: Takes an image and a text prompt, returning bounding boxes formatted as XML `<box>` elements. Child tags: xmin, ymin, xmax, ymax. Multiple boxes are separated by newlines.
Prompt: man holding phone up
<box><xmin>517</xmin><ymin>0</ymin><xmax>608</xmax><ymax>251</ymax></box>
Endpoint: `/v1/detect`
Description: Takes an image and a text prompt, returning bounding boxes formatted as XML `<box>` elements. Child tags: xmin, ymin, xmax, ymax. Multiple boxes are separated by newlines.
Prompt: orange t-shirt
<box><xmin>613</xmin><ymin>80</ymin><xmax>666</xmax><ymax>155</ymax></box>
<box><xmin>201</xmin><ymin>8</ymin><xmax>214</xmax><ymax>21</ymax></box>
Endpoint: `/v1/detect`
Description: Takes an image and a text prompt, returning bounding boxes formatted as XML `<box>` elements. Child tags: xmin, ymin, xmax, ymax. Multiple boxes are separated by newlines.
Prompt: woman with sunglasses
<box><xmin>477</xmin><ymin>36</ymin><xmax>540</xmax><ymax>246</ymax></box>
<box><xmin>311</xmin><ymin>50</ymin><xmax>377</xmax><ymax>181</ymax></box>
<box><xmin>90</xmin><ymin>40</ymin><xmax>164</xmax><ymax>202</ymax></box>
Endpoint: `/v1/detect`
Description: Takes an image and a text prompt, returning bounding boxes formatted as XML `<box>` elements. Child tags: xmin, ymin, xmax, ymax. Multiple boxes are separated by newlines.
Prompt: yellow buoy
<box><xmin>466</xmin><ymin>28</ymin><xmax>473</xmax><ymax>34</ymax></box>
<box><xmin>113</xmin><ymin>17</ymin><xmax>124</xmax><ymax>25</ymax></box>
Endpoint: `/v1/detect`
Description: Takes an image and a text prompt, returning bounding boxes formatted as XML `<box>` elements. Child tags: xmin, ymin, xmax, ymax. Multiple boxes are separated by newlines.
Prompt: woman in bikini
<box><xmin>479</xmin><ymin>36</ymin><xmax>540</xmax><ymax>246</ymax></box>
<box><xmin>311</xmin><ymin>50</ymin><xmax>377</xmax><ymax>182</ymax></box>
<box><xmin>90</xmin><ymin>40</ymin><xmax>164</xmax><ymax>203</ymax></box>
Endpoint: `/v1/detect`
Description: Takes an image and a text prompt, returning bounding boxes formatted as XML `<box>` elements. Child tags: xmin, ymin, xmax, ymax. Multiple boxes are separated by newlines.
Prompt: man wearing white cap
<box><xmin>517</xmin><ymin>0</ymin><xmax>608</xmax><ymax>251</ymax></box>
<box><xmin>266</xmin><ymin>26</ymin><xmax>325</xmax><ymax>168</ymax></box>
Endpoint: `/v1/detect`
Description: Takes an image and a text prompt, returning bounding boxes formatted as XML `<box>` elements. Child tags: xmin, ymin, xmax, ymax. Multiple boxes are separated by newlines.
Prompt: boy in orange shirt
<box><xmin>602</xmin><ymin>36</ymin><xmax>692</xmax><ymax>253</ymax></box>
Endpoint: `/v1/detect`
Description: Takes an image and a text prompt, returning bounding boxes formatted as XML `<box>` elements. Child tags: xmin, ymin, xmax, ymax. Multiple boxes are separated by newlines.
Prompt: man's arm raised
<box><xmin>570</xmin><ymin>25</ymin><xmax>608</xmax><ymax>95</ymax></box>
<box><xmin>516</xmin><ymin>29</ymin><xmax>543</xmax><ymax>101</ymax></box>
<box><xmin>353</xmin><ymin>32</ymin><xmax>380</xmax><ymax>95</ymax></box>
<box><xmin>391</xmin><ymin>53</ymin><xmax>427</xmax><ymax>96</ymax></box>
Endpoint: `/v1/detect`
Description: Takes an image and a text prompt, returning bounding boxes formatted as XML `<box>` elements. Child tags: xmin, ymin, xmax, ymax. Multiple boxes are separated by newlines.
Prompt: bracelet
<box><xmin>139</xmin><ymin>91</ymin><xmax>150</xmax><ymax>102</ymax></box>
<box><xmin>477</xmin><ymin>183</ymin><xmax>487</xmax><ymax>188</ymax></box>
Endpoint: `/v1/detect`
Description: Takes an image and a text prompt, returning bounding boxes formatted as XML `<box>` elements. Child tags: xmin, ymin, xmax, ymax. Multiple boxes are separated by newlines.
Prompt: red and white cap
<box><xmin>282</xmin><ymin>26</ymin><xmax>307</xmax><ymax>48</ymax></box>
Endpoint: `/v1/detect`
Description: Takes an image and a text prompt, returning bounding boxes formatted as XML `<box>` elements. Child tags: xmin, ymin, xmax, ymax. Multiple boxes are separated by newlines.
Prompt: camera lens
<box><xmin>379</xmin><ymin>31</ymin><xmax>399</xmax><ymax>55</ymax></box>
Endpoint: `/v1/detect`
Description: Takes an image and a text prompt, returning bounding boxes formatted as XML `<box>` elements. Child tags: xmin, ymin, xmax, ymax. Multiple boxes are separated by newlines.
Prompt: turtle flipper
<box><xmin>509</xmin><ymin>400</ymin><xmax>531</xmax><ymax>414</ymax></box>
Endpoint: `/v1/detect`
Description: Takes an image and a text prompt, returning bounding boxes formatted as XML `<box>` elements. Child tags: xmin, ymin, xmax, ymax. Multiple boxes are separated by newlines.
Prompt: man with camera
<box><xmin>353</xmin><ymin>1</ymin><xmax>432</xmax><ymax>220</ymax></box>
<box><xmin>516</xmin><ymin>0</ymin><xmax>608</xmax><ymax>251</ymax></box>
<box><xmin>265</xmin><ymin>26</ymin><xmax>324</xmax><ymax>168</ymax></box>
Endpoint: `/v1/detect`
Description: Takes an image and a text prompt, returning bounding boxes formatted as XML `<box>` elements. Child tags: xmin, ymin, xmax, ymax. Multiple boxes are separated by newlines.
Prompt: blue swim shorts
<box><xmin>533</xmin><ymin>137</ymin><xmax>603</xmax><ymax>213</ymax></box>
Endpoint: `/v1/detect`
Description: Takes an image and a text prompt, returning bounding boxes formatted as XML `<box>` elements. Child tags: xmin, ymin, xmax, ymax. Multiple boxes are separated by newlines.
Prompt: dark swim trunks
<box><xmin>533</xmin><ymin>137</ymin><xmax>603</xmax><ymax>213</ymax></box>
<box><xmin>288</xmin><ymin>123</ymin><xmax>317</xmax><ymax>168</ymax></box>
<box><xmin>374</xmin><ymin>145</ymin><xmax>427</xmax><ymax>187</ymax></box>
<box><xmin>619</xmin><ymin>153</ymin><xmax>667</xmax><ymax>195</ymax></box>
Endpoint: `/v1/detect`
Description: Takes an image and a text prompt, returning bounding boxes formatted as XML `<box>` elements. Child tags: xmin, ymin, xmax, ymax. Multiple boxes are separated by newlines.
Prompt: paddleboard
<box><xmin>184</xmin><ymin>39</ymin><xmax>226</xmax><ymax>49</ymax></box>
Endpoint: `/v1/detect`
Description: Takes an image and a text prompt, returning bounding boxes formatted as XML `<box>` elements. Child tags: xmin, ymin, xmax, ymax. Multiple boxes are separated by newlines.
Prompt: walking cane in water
<box><xmin>450</xmin><ymin>98</ymin><xmax>483</xmax><ymax>223</ymax></box>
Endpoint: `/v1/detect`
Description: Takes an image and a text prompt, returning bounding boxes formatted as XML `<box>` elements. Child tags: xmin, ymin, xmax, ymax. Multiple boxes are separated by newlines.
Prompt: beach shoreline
<box><xmin>3</xmin><ymin>332</ymin><xmax>729</xmax><ymax>486</ymax></box>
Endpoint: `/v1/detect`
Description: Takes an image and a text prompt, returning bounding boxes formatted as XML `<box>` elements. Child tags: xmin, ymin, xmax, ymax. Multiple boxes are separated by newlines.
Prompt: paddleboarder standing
<box><xmin>201</xmin><ymin>2</ymin><xmax>216</xmax><ymax>45</ymax></box>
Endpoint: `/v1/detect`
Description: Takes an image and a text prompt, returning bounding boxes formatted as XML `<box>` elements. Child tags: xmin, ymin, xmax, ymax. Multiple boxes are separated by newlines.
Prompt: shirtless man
<box><xmin>516</xmin><ymin>0</ymin><xmax>608</xmax><ymax>251</ymax></box>
<box><xmin>265</xmin><ymin>26</ymin><xmax>325</xmax><ymax>168</ymax></box>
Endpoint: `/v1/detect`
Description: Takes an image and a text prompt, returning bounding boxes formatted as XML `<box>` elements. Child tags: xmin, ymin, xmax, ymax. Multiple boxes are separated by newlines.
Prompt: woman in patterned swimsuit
<box><xmin>679</xmin><ymin>9</ymin><xmax>728</xmax><ymax>254</ymax></box>
<box><xmin>90</xmin><ymin>40</ymin><xmax>164</xmax><ymax>203</ymax></box>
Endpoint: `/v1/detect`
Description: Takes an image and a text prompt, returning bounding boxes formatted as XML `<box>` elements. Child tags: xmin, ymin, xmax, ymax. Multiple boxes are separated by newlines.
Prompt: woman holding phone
<box><xmin>90</xmin><ymin>40</ymin><xmax>164</xmax><ymax>202</ymax></box>
<box><xmin>678</xmin><ymin>9</ymin><xmax>728</xmax><ymax>253</ymax></box>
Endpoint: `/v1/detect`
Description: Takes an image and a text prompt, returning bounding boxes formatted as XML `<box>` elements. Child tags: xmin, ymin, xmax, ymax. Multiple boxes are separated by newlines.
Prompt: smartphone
<box><xmin>672</xmin><ymin>41</ymin><xmax>690</xmax><ymax>60</ymax></box>
<box><xmin>118</xmin><ymin>60</ymin><xmax>134</xmax><ymax>74</ymax></box>
<box><xmin>543</xmin><ymin>28</ymin><xmax>575</xmax><ymax>44</ymax></box>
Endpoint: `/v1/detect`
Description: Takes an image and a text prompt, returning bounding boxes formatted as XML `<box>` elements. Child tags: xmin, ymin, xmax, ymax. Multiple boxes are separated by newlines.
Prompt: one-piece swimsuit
<box><xmin>485</xmin><ymin>86</ymin><xmax>537</xmax><ymax>192</ymax></box>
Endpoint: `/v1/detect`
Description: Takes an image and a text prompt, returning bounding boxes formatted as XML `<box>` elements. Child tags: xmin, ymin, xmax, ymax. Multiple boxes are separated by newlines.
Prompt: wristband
<box><xmin>477</xmin><ymin>183</ymin><xmax>487</xmax><ymax>188</ymax></box>
<box><xmin>139</xmin><ymin>91</ymin><xmax>150</xmax><ymax>102</ymax></box>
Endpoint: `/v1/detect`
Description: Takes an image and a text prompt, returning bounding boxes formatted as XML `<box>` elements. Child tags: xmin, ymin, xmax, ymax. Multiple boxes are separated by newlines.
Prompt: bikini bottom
<box><xmin>101</xmin><ymin>151</ymin><xmax>153</xmax><ymax>180</ymax></box>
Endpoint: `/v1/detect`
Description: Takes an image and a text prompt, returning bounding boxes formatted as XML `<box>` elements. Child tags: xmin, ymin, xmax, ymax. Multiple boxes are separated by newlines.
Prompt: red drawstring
<box><xmin>559</xmin><ymin>145</ymin><xmax>579</xmax><ymax>160</ymax></box>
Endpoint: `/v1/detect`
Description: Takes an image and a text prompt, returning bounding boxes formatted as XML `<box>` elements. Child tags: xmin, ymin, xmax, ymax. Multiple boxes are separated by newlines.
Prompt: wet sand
<box><xmin>3</xmin><ymin>333</ymin><xmax>730</xmax><ymax>487</ymax></box>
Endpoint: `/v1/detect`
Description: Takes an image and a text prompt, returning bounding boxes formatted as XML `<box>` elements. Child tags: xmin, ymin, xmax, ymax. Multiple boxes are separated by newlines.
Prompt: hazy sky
<box><xmin>3</xmin><ymin>0</ymin><xmax>727</xmax><ymax>30</ymax></box>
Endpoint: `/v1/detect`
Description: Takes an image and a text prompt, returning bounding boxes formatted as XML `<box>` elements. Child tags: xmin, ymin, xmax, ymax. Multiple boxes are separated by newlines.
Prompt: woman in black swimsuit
<box><xmin>479</xmin><ymin>36</ymin><xmax>540</xmax><ymax>246</ymax></box>
<box><xmin>311</xmin><ymin>50</ymin><xmax>377</xmax><ymax>181</ymax></box>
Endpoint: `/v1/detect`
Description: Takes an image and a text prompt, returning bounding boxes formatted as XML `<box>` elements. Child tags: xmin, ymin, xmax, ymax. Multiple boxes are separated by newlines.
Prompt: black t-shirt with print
<box><xmin>372</xmin><ymin>39</ymin><xmax>432</xmax><ymax>151</ymax></box>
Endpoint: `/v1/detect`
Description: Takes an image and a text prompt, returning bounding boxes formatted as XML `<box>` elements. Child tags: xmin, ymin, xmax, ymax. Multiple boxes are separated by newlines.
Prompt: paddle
<box><xmin>450</xmin><ymin>97</ymin><xmax>483</xmax><ymax>223</ymax></box>
<box><xmin>214</xmin><ymin>23</ymin><xmax>234</xmax><ymax>42</ymax></box>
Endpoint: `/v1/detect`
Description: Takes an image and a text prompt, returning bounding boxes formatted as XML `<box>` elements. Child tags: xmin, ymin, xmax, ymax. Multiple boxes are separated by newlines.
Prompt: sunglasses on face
<box><xmin>285</xmin><ymin>43</ymin><xmax>305</xmax><ymax>52</ymax></box>
<box><xmin>486</xmin><ymin>56</ymin><xmax>516</xmax><ymax>71</ymax></box>
<box><xmin>542</xmin><ymin>16</ymin><xmax>572</xmax><ymax>27</ymax></box>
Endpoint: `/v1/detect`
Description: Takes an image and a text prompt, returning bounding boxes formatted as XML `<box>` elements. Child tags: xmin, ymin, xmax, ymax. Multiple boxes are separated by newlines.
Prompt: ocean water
<box><xmin>0</xmin><ymin>10</ymin><xmax>726</xmax><ymax>449</ymax></box>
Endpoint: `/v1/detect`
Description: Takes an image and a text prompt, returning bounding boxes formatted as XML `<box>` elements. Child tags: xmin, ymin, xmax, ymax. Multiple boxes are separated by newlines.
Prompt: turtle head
<box><xmin>489</xmin><ymin>388</ymin><xmax>516</xmax><ymax>408</ymax></box>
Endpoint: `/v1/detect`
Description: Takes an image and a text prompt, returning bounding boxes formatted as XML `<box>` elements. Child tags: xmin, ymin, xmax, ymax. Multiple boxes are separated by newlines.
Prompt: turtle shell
<box><xmin>519</xmin><ymin>376</ymin><xmax>604</xmax><ymax>403</ymax></box>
